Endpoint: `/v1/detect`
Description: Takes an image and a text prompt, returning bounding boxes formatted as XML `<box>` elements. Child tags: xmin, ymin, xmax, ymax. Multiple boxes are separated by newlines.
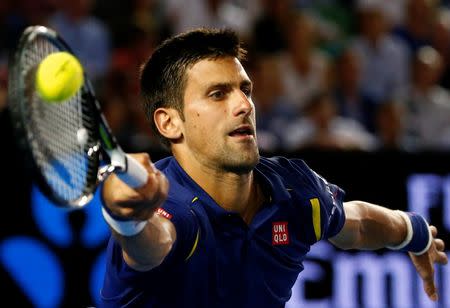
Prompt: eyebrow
<box><xmin>205</xmin><ymin>79</ymin><xmax>253</xmax><ymax>92</ymax></box>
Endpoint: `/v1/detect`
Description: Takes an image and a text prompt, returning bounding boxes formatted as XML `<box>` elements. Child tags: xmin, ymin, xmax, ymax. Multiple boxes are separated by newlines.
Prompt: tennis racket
<box><xmin>8</xmin><ymin>25</ymin><xmax>148</xmax><ymax>209</ymax></box>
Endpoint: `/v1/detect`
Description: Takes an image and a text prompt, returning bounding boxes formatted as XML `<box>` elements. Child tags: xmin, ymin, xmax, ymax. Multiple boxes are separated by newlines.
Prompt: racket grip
<box><xmin>116</xmin><ymin>154</ymin><xmax>149</xmax><ymax>188</ymax></box>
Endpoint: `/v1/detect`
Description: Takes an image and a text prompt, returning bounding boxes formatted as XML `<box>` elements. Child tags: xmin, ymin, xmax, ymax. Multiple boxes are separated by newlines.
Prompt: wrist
<box><xmin>101</xmin><ymin>206</ymin><xmax>148</xmax><ymax>237</ymax></box>
<box><xmin>387</xmin><ymin>210</ymin><xmax>432</xmax><ymax>255</ymax></box>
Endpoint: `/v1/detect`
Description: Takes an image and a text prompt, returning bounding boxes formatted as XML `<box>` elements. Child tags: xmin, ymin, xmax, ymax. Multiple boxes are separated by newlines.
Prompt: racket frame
<box><xmin>8</xmin><ymin>25</ymin><xmax>130</xmax><ymax>209</ymax></box>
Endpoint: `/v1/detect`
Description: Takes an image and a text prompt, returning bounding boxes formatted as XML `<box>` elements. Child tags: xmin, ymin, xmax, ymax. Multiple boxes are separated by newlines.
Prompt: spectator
<box><xmin>47</xmin><ymin>0</ymin><xmax>112</xmax><ymax>84</ymax></box>
<box><xmin>392</xmin><ymin>0</ymin><xmax>435</xmax><ymax>54</ymax></box>
<box><xmin>99</xmin><ymin>67</ymin><xmax>160</xmax><ymax>153</ymax></box>
<box><xmin>373</xmin><ymin>100</ymin><xmax>410</xmax><ymax>151</ymax></box>
<box><xmin>248</xmin><ymin>53</ymin><xmax>297</xmax><ymax>152</ymax></box>
<box><xmin>165</xmin><ymin>0</ymin><xmax>260</xmax><ymax>38</ymax></box>
<box><xmin>111</xmin><ymin>25</ymin><xmax>159</xmax><ymax>75</ymax></box>
<box><xmin>400</xmin><ymin>46</ymin><xmax>450</xmax><ymax>151</ymax></box>
<box><xmin>251</xmin><ymin>0</ymin><xmax>292</xmax><ymax>55</ymax></box>
<box><xmin>131</xmin><ymin>0</ymin><xmax>172</xmax><ymax>41</ymax></box>
<box><xmin>351</xmin><ymin>1</ymin><xmax>410</xmax><ymax>104</ymax></box>
<box><xmin>333</xmin><ymin>46</ymin><xmax>377</xmax><ymax>132</ymax></box>
<box><xmin>279</xmin><ymin>12</ymin><xmax>332</xmax><ymax>110</ymax></box>
<box><xmin>0</xmin><ymin>1</ymin><xmax>18</xmax><ymax>68</ymax></box>
<box><xmin>430</xmin><ymin>7</ymin><xmax>450</xmax><ymax>90</ymax></box>
<box><xmin>283</xmin><ymin>91</ymin><xmax>376</xmax><ymax>151</ymax></box>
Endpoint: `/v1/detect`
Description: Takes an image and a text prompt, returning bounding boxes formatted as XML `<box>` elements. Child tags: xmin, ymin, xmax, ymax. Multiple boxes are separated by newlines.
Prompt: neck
<box><xmin>174</xmin><ymin>152</ymin><xmax>262</xmax><ymax>224</ymax></box>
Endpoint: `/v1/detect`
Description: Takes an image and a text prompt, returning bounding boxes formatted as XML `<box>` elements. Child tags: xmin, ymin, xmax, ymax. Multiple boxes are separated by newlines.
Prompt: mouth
<box><xmin>228</xmin><ymin>125</ymin><xmax>255</xmax><ymax>139</ymax></box>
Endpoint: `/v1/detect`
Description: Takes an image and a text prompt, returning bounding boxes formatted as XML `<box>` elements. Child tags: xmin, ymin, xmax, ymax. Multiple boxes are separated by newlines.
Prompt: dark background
<box><xmin>1</xmin><ymin>111</ymin><xmax>449</xmax><ymax>307</ymax></box>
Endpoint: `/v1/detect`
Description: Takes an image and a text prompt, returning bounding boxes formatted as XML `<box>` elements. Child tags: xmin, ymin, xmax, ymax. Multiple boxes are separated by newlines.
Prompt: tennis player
<box><xmin>99</xmin><ymin>28</ymin><xmax>447</xmax><ymax>307</ymax></box>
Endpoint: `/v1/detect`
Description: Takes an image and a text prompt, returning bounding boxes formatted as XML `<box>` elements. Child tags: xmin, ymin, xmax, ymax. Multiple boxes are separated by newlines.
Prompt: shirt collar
<box><xmin>168</xmin><ymin>157</ymin><xmax>291</xmax><ymax>218</ymax></box>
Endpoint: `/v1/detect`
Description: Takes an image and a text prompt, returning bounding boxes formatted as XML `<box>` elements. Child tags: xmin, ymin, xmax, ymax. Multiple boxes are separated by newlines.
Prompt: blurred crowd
<box><xmin>2</xmin><ymin>0</ymin><xmax>450</xmax><ymax>153</ymax></box>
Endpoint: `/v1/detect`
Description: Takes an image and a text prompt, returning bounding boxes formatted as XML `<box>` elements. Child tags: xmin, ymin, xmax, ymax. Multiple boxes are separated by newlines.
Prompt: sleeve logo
<box><xmin>272</xmin><ymin>221</ymin><xmax>290</xmax><ymax>245</ymax></box>
<box><xmin>156</xmin><ymin>208</ymin><xmax>173</xmax><ymax>220</ymax></box>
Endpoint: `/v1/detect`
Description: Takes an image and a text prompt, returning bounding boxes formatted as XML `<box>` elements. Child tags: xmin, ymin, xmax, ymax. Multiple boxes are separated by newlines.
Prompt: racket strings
<box><xmin>16</xmin><ymin>36</ymin><xmax>98</xmax><ymax>203</ymax></box>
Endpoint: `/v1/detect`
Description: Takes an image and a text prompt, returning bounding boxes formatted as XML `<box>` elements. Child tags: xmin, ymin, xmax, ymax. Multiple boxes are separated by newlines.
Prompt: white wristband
<box><xmin>101</xmin><ymin>207</ymin><xmax>148</xmax><ymax>237</ymax></box>
<box><xmin>386</xmin><ymin>210</ymin><xmax>413</xmax><ymax>250</ymax></box>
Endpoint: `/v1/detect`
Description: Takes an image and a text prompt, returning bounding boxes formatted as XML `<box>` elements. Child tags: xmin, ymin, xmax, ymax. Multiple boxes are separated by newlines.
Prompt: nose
<box><xmin>232</xmin><ymin>90</ymin><xmax>253</xmax><ymax>117</ymax></box>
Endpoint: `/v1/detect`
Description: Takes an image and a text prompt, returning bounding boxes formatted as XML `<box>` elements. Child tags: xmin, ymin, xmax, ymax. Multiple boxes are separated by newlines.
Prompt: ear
<box><xmin>154</xmin><ymin>108</ymin><xmax>183</xmax><ymax>141</ymax></box>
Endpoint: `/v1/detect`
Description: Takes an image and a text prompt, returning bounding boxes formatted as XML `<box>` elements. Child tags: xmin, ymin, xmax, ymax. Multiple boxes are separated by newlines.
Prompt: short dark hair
<box><xmin>139</xmin><ymin>28</ymin><xmax>247</xmax><ymax>148</ymax></box>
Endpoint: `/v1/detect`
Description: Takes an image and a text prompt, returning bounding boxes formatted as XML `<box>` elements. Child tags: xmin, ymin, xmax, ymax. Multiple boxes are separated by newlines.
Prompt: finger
<box><xmin>430</xmin><ymin>225</ymin><xmax>437</xmax><ymax>237</ymax></box>
<box><xmin>136</xmin><ymin>171</ymin><xmax>167</xmax><ymax>206</ymax></box>
<box><xmin>417</xmin><ymin>254</ymin><xmax>438</xmax><ymax>301</ymax></box>
<box><xmin>128</xmin><ymin>152</ymin><xmax>153</xmax><ymax>168</ymax></box>
<box><xmin>128</xmin><ymin>152</ymin><xmax>159</xmax><ymax>180</ymax></box>
<box><xmin>435</xmin><ymin>251</ymin><xmax>448</xmax><ymax>265</ymax></box>
<box><xmin>411</xmin><ymin>253</ymin><xmax>436</xmax><ymax>299</ymax></box>
<box><xmin>151</xmin><ymin>171</ymin><xmax>169</xmax><ymax>207</ymax></box>
<box><xmin>111</xmin><ymin>171</ymin><xmax>160</xmax><ymax>211</ymax></box>
<box><xmin>422</xmin><ymin>275</ymin><xmax>438</xmax><ymax>301</ymax></box>
<box><xmin>434</xmin><ymin>238</ymin><xmax>445</xmax><ymax>251</ymax></box>
<box><xmin>139</xmin><ymin>171</ymin><xmax>159</xmax><ymax>196</ymax></box>
<box><xmin>108</xmin><ymin>152</ymin><xmax>156</xmax><ymax>200</ymax></box>
<box><xmin>108</xmin><ymin>174</ymin><xmax>144</xmax><ymax>204</ymax></box>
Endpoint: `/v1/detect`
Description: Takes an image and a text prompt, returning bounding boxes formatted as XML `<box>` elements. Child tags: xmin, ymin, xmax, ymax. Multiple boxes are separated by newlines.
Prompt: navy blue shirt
<box><xmin>100</xmin><ymin>156</ymin><xmax>346</xmax><ymax>307</ymax></box>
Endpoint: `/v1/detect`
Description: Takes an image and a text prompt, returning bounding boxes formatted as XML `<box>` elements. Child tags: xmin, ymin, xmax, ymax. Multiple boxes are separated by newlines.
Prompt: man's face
<box><xmin>179</xmin><ymin>57</ymin><xmax>259</xmax><ymax>174</ymax></box>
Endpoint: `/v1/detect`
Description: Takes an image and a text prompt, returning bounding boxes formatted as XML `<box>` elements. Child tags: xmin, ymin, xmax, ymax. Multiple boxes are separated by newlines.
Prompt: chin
<box><xmin>223</xmin><ymin>151</ymin><xmax>260</xmax><ymax>174</ymax></box>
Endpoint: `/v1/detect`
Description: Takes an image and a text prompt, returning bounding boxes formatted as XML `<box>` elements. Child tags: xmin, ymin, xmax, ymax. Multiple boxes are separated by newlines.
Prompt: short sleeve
<box><xmin>294</xmin><ymin>159</ymin><xmax>346</xmax><ymax>239</ymax></box>
<box><xmin>321</xmin><ymin>182</ymin><xmax>346</xmax><ymax>238</ymax></box>
<box><xmin>157</xmin><ymin>198</ymin><xmax>199</xmax><ymax>263</ymax></box>
<box><xmin>101</xmin><ymin>199</ymin><xmax>199</xmax><ymax>304</ymax></box>
<box><xmin>268</xmin><ymin>157</ymin><xmax>346</xmax><ymax>240</ymax></box>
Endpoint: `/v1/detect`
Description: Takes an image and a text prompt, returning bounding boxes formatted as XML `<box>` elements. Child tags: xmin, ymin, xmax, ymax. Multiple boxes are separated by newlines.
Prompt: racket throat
<box><xmin>98</xmin><ymin>149</ymin><xmax>127</xmax><ymax>182</ymax></box>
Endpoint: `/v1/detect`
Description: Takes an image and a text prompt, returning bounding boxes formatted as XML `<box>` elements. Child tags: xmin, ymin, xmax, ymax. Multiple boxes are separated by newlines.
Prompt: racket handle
<box><xmin>116</xmin><ymin>154</ymin><xmax>149</xmax><ymax>188</ymax></box>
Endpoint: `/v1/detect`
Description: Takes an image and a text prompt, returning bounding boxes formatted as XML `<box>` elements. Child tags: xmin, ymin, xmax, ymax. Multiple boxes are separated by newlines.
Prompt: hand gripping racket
<box><xmin>8</xmin><ymin>25</ymin><xmax>148</xmax><ymax>209</ymax></box>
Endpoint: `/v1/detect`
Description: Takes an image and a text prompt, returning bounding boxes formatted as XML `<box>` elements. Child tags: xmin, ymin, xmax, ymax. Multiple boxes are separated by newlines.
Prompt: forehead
<box><xmin>186</xmin><ymin>57</ymin><xmax>250</xmax><ymax>85</ymax></box>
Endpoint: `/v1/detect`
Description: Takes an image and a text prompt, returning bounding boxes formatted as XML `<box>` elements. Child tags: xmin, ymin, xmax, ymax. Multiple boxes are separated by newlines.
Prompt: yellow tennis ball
<box><xmin>35</xmin><ymin>51</ymin><xmax>84</xmax><ymax>103</ymax></box>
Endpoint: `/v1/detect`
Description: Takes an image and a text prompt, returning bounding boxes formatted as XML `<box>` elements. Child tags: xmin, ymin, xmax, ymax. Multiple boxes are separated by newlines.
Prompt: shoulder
<box><xmin>259</xmin><ymin>156</ymin><xmax>345</xmax><ymax>200</ymax></box>
<box><xmin>155</xmin><ymin>156</ymin><xmax>198</xmax><ymax>205</ymax></box>
<box><xmin>258</xmin><ymin>157</ymin><xmax>346</xmax><ymax>240</ymax></box>
<box><xmin>258</xmin><ymin>156</ymin><xmax>306</xmax><ymax>172</ymax></box>
<box><xmin>259</xmin><ymin>156</ymin><xmax>316</xmax><ymax>178</ymax></box>
<box><xmin>258</xmin><ymin>156</ymin><xmax>324</xmax><ymax>190</ymax></box>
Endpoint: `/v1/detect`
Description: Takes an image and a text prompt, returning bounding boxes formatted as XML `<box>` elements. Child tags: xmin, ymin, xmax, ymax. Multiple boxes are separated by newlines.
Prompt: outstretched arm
<box><xmin>329</xmin><ymin>201</ymin><xmax>448</xmax><ymax>301</ymax></box>
<box><xmin>102</xmin><ymin>153</ymin><xmax>175</xmax><ymax>272</ymax></box>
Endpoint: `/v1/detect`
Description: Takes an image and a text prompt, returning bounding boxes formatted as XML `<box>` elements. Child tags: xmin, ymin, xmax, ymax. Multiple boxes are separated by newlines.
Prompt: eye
<box><xmin>241</xmin><ymin>85</ymin><xmax>252</xmax><ymax>97</ymax></box>
<box><xmin>209</xmin><ymin>90</ymin><xmax>225</xmax><ymax>100</ymax></box>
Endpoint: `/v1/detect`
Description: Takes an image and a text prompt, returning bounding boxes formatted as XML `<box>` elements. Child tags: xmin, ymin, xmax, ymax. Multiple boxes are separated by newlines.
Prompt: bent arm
<box><xmin>329</xmin><ymin>200</ymin><xmax>408</xmax><ymax>250</ymax></box>
<box><xmin>102</xmin><ymin>153</ymin><xmax>175</xmax><ymax>272</ymax></box>
<box><xmin>115</xmin><ymin>212</ymin><xmax>176</xmax><ymax>272</ymax></box>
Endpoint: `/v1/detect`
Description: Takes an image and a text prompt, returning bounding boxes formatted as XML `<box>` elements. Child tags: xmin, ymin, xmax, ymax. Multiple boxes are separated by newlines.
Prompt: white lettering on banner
<box><xmin>285</xmin><ymin>173</ymin><xmax>449</xmax><ymax>307</ymax></box>
<box><xmin>443</xmin><ymin>176</ymin><xmax>450</xmax><ymax>232</ymax></box>
<box><xmin>287</xmin><ymin>260</ymin><xmax>331</xmax><ymax>308</ymax></box>
<box><xmin>407</xmin><ymin>174</ymin><xmax>450</xmax><ymax>232</ymax></box>
<box><xmin>286</xmin><ymin>246</ymin><xmax>449</xmax><ymax>307</ymax></box>
<box><xmin>334</xmin><ymin>253</ymin><xmax>412</xmax><ymax>308</ymax></box>
<box><xmin>407</xmin><ymin>174</ymin><xmax>449</xmax><ymax>307</ymax></box>
<box><xmin>444</xmin><ymin>263</ymin><xmax>450</xmax><ymax>308</ymax></box>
